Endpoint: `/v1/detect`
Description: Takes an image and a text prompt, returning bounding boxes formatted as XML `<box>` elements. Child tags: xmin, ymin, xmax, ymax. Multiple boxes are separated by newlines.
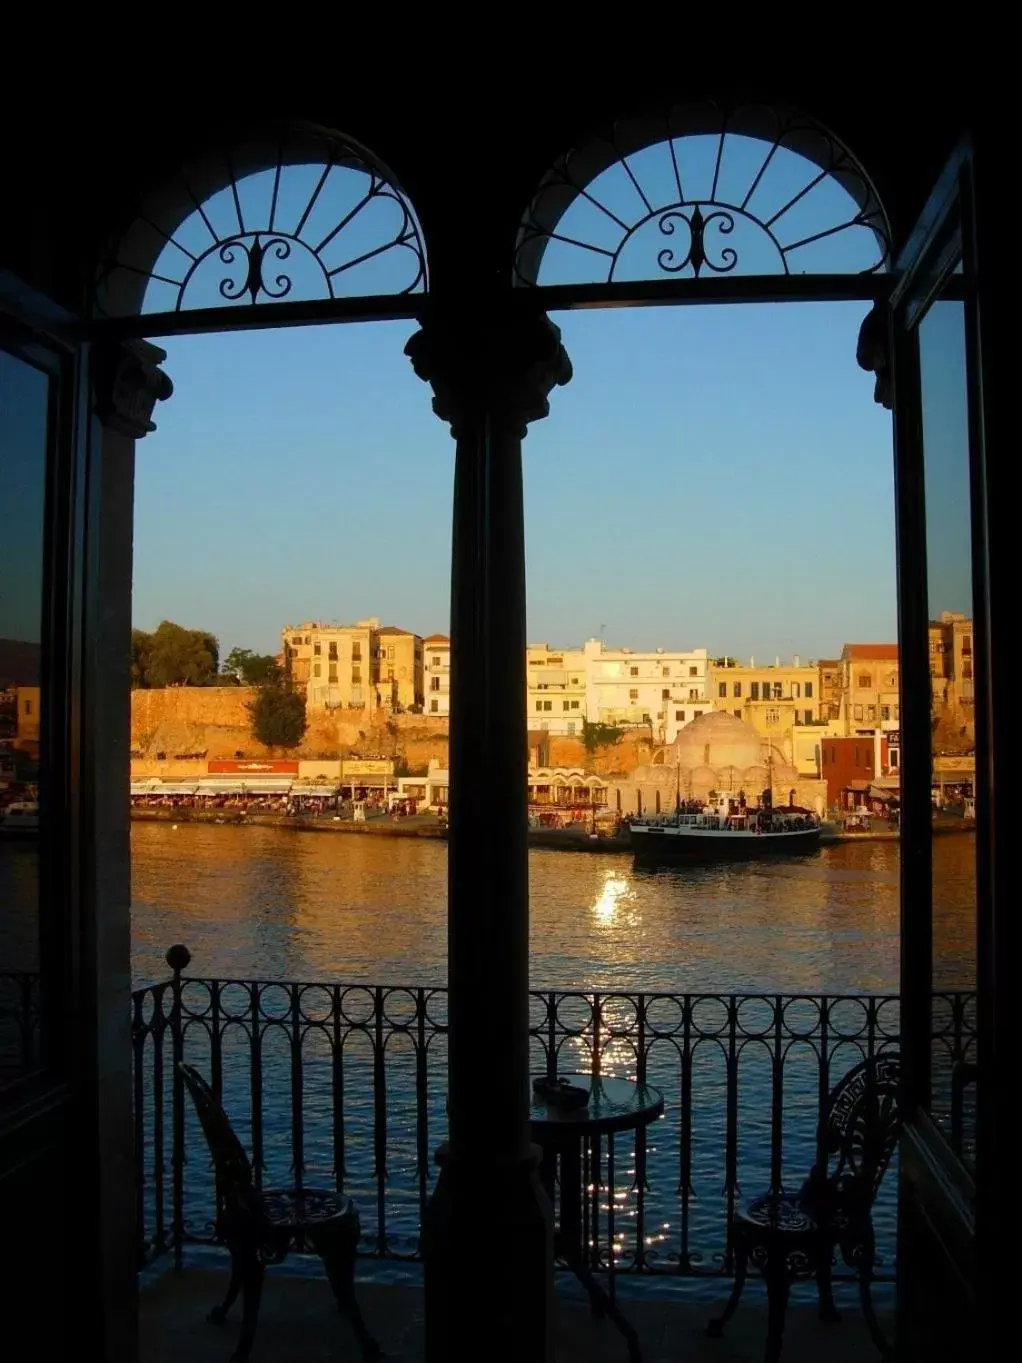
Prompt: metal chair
<box><xmin>707</xmin><ymin>1052</ymin><xmax>900</xmax><ymax>1363</ymax></box>
<box><xmin>178</xmin><ymin>1062</ymin><xmax>380</xmax><ymax>1362</ymax></box>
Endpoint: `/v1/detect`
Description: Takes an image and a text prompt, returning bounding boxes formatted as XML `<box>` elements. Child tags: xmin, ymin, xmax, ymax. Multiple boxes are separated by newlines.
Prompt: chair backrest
<box><xmin>822</xmin><ymin>1051</ymin><xmax>901</xmax><ymax>1209</ymax></box>
<box><xmin>178</xmin><ymin>1062</ymin><xmax>255</xmax><ymax>1216</ymax></box>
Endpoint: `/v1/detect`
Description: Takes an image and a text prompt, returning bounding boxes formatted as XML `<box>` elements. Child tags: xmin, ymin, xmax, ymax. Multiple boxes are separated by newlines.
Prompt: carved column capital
<box><xmin>856</xmin><ymin>303</ymin><xmax>893</xmax><ymax>411</ymax></box>
<box><xmin>405</xmin><ymin>309</ymin><xmax>572</xmax><ymax>437</ymax></box>
<box><xmin>94</xmin><ymin>338</ymin><xmax>174</xmax><ymax>437</ymax></box>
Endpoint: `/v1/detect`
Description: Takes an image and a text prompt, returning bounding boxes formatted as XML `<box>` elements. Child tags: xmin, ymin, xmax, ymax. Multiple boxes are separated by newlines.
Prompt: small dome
<box><xmin>668</xmin><ymin>711</ymin><xmax>764</xmax><ymax>773</ymax></box>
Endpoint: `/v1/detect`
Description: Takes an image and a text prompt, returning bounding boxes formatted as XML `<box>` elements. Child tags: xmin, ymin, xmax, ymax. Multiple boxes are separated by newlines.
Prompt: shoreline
<box><xmin>129</xmin><ymin>808</ymin><xmax>976</xmax><ymax>849</ymax></box>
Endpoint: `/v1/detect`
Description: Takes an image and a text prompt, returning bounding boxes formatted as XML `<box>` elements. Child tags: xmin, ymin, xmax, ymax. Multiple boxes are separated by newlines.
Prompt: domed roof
<box><xmin>667</xmin><ymin>711</ymin><xmax>764</xmax><ymax>772</ymax></box>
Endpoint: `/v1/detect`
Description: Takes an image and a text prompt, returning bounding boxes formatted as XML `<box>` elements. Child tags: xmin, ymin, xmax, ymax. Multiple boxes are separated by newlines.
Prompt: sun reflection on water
<box><xmin>590</xmin><ymin>870</ymin><xmax>635</xmax><ymax>925</ymax></box>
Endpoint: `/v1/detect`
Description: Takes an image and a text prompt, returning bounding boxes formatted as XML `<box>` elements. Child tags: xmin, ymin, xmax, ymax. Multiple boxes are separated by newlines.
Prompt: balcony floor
<box><xmin>140</xmin><ymin>1263</ymin><xmax>891</xmax><ymax>1362</ymax></box>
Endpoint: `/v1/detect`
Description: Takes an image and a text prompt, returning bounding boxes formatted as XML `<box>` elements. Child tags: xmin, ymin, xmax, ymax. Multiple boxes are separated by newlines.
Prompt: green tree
<box><xmin>248</xmin><ymin>679</ymin><xmax>307</xmax><ymax>748</ymax></box>
<box><xmin>145</xmin><ymin>620</ymin><xmax>219</xmax><ymax>687</ymax></box>
<box><xmin>131</xmin><ymin>629</ymin><xmax>153</xmax><ymax>687</ymax></box>
<box><xmin>581</xmin><ymin>718</ymin><xmax>625</xmax><ymax>755</ymax></box>
<box><xmin>223</xmin><ymin>647</ymin><xmax>281</xmax><ymax>685</ymax></box>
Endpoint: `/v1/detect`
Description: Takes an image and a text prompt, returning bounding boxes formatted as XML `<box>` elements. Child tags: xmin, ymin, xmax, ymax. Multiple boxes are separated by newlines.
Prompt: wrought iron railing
<box><xmin>129</xmin><ymin>946</ymin><xmax>976</xmax><ymax>1282</ymax></box>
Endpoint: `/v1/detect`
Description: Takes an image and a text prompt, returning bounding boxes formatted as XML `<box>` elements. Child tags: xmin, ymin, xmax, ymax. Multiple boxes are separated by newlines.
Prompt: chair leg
<box><xmin>764</xmin><ymin>1260</ymin><xmax>791</xmax><ymax>1363</ymax></box>
<box><xmin>311</xmin><ymin>1223</ymin><xmax>381</xmax><ymax>1360</ymax></box>
<box><xmin>227</xmin><ymin>1244</ymin><xmax>264</xmax><ymax>1363</ymax></box>
<box><xmin>858</xmin><ymin>1233</ymin><xmax>895</xmax><ymax>1360</ymax></box>
<box><xmin>707</xmin><ymin>1242</ymin><xmax>748</xmax><ymax>1338</ymax></box>
<box><xmin>208</xmin><ymin>1243</ymin><xmax>242</xmax><ymax>1323</ymax></box>
<box><xmin>816</xmin><ymin>1242</ymin><xmax>841</xmax><ymax>1323</ymax></box>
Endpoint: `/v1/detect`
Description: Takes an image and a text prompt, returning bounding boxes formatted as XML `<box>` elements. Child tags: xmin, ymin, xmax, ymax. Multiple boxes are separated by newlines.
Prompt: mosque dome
<box><xmin>666</xmin><ymin>711</ymin><xmax>765</xmax><ymax>773</ymax></box>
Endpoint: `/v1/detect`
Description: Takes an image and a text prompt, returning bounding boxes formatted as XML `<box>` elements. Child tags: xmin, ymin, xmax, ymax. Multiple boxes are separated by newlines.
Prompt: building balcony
<box><xmin>113</xmin><ymin>952</ymin><xmax>977</xmax><ymax>1360</ymax></box>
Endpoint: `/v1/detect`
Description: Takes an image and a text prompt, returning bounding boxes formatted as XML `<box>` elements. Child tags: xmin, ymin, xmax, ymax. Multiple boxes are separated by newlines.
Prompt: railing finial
<box><xmin>166</xmin><ymin>944</ymin><xmax>191</xmax><ymax>974</ymax></box>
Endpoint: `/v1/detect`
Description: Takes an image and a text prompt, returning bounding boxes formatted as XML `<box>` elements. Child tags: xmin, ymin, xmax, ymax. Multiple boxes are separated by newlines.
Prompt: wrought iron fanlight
<box><xmin>95</xmin><ymin>125</ymin><xmax>427</xmax><ymax>318</ymax></box>
<box><xmin>515</xmin><ymin>104</ymin><xmax>891</xmax><ymax>287</ymax></box>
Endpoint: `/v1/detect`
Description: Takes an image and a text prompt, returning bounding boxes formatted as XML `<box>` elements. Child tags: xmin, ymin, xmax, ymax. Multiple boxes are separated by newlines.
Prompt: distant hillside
<box><xmin>0</xmin><ymin>638</ymin><xmax>40</xmax><ymax>687</ymax></box>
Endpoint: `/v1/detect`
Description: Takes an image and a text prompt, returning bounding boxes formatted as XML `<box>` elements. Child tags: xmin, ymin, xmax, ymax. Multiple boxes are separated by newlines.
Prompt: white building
<box><xmin>582</xmin><ymin>638</ymin><xmax>708</xmax><ymax>744</ymax></box>
<box><xmin>423</xmin><ymin>634</ymin><xmax>450</xmax><ymax>715</ymax></box>
<box><xmin>526</xmin><ymin>644</ymin><xmax>587</xmax><ymax>735</ymax></box>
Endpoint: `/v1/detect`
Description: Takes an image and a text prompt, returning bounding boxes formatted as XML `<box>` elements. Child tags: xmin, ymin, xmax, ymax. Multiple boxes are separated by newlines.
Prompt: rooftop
<box><xmin>841</xmin><ymin>644</ymin><xmax>900</xmax><ymax>661</ymax></box>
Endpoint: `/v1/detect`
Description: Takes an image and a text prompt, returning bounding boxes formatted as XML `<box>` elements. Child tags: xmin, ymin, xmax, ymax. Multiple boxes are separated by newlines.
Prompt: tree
<box><xmin>248</xmin><ymin>679</ymin><xmax>307</xmax><ymax>748</ymax></box>
<box><xmin>223</xmin><ymin>647</ymin><xmax>281</xmax><ymax>686</ymax></box>
<box><xmin>144</xmin><ymin>620</ymin><xmax>219</xmax><ymax>687</ymax></box>
<box><xmin>131</xmin><ymin>629</ymin><xmax>153</xmax><ymax>688</ymax></box>
<box><xmin>581</xmin><ymin>718</ymin><xmax>625</xmax><ymax>755</ymax></box>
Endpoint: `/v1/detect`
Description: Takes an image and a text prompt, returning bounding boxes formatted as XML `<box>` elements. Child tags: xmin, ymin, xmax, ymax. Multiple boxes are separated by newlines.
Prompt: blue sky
<box><xmin>135</xmin><ymin>299</ymin><xmax>895</xmax><ymax>664</ymax></box>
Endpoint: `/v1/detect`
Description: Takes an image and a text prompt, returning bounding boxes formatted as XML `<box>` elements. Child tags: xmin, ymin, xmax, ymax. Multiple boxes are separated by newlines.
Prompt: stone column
<box><xmin>406</xmin><ymin>309</ymin><xmax>571</xmax><ymax>1361</ymax></box>
<box><xmin>85</xmin><ymin>339</ymin><xmax>172</xmax><ymax>1363</ymax></box>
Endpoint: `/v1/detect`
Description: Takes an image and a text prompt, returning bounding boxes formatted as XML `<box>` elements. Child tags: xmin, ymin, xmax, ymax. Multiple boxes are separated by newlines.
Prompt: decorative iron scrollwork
<box><xmin>515</xmin><ymin>103</ymin><xmax>891</xmax><ymax>287</ymax></box>
<box><xmin>96</xmin><ymin>125</ymin><xmax>428</xmax><ymax>317</ymax></box>
<box><xmin>657</xmin><ymin>206</ymin><xmax>738</xmax><ymax>277</ymax></box>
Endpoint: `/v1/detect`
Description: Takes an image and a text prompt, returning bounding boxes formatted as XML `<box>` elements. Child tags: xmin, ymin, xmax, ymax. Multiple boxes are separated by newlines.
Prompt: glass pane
<box><xmin>917</xmin><ymin>295</ymin><xmax>978</xmax><ymax>1167</ymax></box>
<box><xmin>0</xmin><ymin>349</ymin><xmax>49</xmax><ymax>1087</ymax></box>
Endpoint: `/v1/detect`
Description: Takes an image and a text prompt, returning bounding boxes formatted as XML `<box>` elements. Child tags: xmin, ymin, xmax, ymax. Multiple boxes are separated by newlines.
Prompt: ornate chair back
<box><xmin>178</xmin><ymin>1062</ymin><xmax>259</xmax><ymax>1222</ymax></box>
<box><xmin>814</xmin><ymin>1052</ymin><xmax>901</xmax><ymax>1221</ymax></box>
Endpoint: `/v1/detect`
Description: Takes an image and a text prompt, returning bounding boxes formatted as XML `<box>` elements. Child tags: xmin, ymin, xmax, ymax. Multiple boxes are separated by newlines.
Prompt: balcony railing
<box><xmin>130</xmin><ymin>949</ymin><xmax>977</xmax><ymax>1287</ymax></box>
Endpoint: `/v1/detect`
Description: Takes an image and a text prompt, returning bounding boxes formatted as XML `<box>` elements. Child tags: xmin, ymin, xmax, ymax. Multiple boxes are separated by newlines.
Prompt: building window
<box><xmin>867</xmin><ymin>705</ymin><xmax>877</xmax><ymax>721</ymax></box>
<box><xmin>313</xmin><ymin>664</ymin><xmax>321</xmax><ymax>677</ymax></box>
<box><xmin>792</xmin><ymin>682</ymin><xmax>800</xmax><ymax>698</ymax></box>
<box><xmin>804</xmin><ymin>709</ymin><xmax>812</xmax><ymax>725</ymax></box>
<box><xmin>291</xmin><ymin>636</ymin><xmax>301</xmax><ymax>646</ymax></box>
<box><xmin>689</xmin><ymin>665</ymin><xmax>698</xmax><ymax>676</ymax></box>
<box><xmin>858</xmin><ymin>673</ymin><xmax>872</xmax><ymax>688</ymax></box>
<box><xmin>432</xmin><ymin>655</ymin><xmax>441</xmax><ymax>666</ymax></box>
<box><xmin>675</xmin><ymin>710</ymin><xmax>684</xmax><ymax>721</ymax></box>
<box><xmin>962</xmin><ymin>662</ymin><xmax>973</xmax><ymax>679</ymax></box>
<box><xmin>688</xmin><ymin>688</ymin><xmax>698</xmax><ymax>700</ymax></box>
<box><xmin>431</xmin><ymin>676</ymin><xmax>441</xmax><ymax>691</ymax></box>
<box><xmin>881</xmin><ymin>705</ymin><xmax>890</xmax><ymax>720</ymax></box>
<box><xmin>563</xmin><ymin>701</ymin><xmax>570</xmax><ymax>711</ymax></box>
<box><xmin>352</xmin><ymin>643</ymin><xmax>361</xmax><ymax>660</ymax></box>
<box><xmin>24</xmin><ymin>700</ymin><xmax>33</xmax><ymax>716</ymax></box>
<box><xmin>805</xmin><ymin>681</ymin><xmax>813</xmax><ymax>698</ymax></box>
<box><xmin>718</xmin><ymin>682</ymin><xmax>727</xmax><ymax>697</ymax></box>
<box><xmin>663</xmin><ymin>688</ymin><xmax>670</xmax><ymax>700</ymax></box>
<box><xmin>314</xmin><ymin>642</ymin><xmax>321</xmax><ymax>656</ymax></box>
<box><xmin>734</xmin><ymin>708</ymin><xmax>742</xmax><ymax>718</ymax></box>
<box><xmin>430</xmin><ymin>699</ymin><xmax>439</xmax><ymax>713</ymax></box>
<box><xmin>854</xmin><ymin>704</ymin><xmax>863</xmax><ymax>720</ymax></box>
<box><xmin>733</xmin><ymin>682</ymin><xmax>742</xmax><ymax>698</ymax></box>
<box><xmin>329</xmin><ymin>666</ymin><xmax>337</xmax><ymax>682</ymax></box>
<box><xmin>570</xmin><ymin>701</ymin><xmax>579</xmax><ymax>709</ymax></box>
<box><xmin>387</xmin><ymin>668</ymin><xmax>395</xmax><ymax>681</ymax></box>
<box><xmin>629</xmin><ymin>688</ymin><xmax>638</xmax><ymax>700</ymax></box>
<box><xmin>766</xmin><ymin>708</ymin><xmax>780</xmax><ymax>726</ymax></box>
<box><xmin>570</xmin><ymin>676</ymin><xmax>579</xmax><ymax>685</ymax></box>
<box><xmin>535</xmin><ymin>702</ymin><xmax>543</xmax><ymax>712</ymax></box>
<box><xmin>352</xmin><ymin>669</ymin><xmax>361</xmax><ymax>683</ymax></box>
<box><xmin>543</xmin><ymin>701</ymin><xmax>552</xmax><ymax>711</ymax></box>
<box><xmin>662</xmin><ymin>666</ymin><xmax>670</xmax><ymax>677</ymax></box>
<box><xmin>630</xmin><ymin>665</ymin><xmax>639</xmax><ymax>676</ymax></box>
<box><xmin>657</xmin><ymin>710</ymin><xmax>665</xmax><ymax>720</ymax></box>
<box><xmin>329</xmin><ymin>643</ymin><xmax>338</xmax><ymax>660</ymax></box>
<box><xmin>693</xmin><ymin>709</ymin><xmax>703</xmax><ymax>719</ymax></box>
<box><xmin>304</xmin><ymin>635</ymin><xmax>311</xmax><ymax>644</ymax></box>
<box><xmin>773</xmin><ymin>682</ymin><xmax>783</xmax><ymax>699</ymax></box>
<box><xmin>751</xmin><ymin>682</ymin><xmax>760</xmax><ymax>700</ymax></box>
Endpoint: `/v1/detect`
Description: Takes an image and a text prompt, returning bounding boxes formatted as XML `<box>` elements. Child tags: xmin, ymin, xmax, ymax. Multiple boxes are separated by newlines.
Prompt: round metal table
<box><xmin>531</xmin><ymin>1074</ymin><xmax>664</xmax><ymax>1363</ymax></box>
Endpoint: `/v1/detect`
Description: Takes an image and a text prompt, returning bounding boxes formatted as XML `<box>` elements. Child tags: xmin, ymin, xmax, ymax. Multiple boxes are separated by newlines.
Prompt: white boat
<box><xmin>0</xmin><ymin>800</ymin><xmax>39</xmax><ymax>837</ymax></box>
<box><xmin>629</xmin><ymin>790</ymin><xmax>820</xmax><ymax>863</ymax></box>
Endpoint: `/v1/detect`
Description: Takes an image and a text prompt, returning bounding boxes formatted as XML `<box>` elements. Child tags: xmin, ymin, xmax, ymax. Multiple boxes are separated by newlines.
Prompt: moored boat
<box><xmin>629</xmin><ymin>790</ymin><xmax>820</xmax><ymax>863</ymax></box>
<box><xmin>0</xmin><ymin>799</ymin><xmax>39</xmax><ymax>838</ymax></box>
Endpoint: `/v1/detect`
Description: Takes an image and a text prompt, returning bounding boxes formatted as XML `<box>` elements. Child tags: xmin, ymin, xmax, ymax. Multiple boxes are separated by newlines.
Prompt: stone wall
<box><xmin>131</xmin><ymin>687</ymin><xmax>450</xmax><ymax>772</ymax></box>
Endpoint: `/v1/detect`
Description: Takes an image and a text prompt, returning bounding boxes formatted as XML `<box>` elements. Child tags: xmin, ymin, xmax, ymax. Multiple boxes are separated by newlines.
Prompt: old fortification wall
<box><xmin>131</xmin><ymin>687</ymin><xmax>450</xmax><ymax>776</ymax></box>
<box><xmin>130</xmin><ymin>689</ymin><xmax>653</xmax><ymax>781</ymax></box>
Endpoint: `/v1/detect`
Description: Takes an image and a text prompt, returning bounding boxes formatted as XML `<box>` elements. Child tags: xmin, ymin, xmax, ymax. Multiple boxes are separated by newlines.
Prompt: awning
<box><xmin>292</xmin><ymin>785</ymin><xmax>337</xmax><ymax>797</ymax></box>
<box><xmin>149</xmin><ymin>782</ymin><xmax>199</xmax><ymax>796</ymax></box>
<box><xmin>130</xmin><ymin>780</ymin><xmax>160</xmax><ymax>795</ymax></box>
<box><xmin>195</xmin><ymin>780</ymin><xmax>247</xmax><ymax>794</ymax></box>
<box><xmin>343</xmin><ymin>774</ymin><xmax>392</xmax><ymax>787</ymax></box>
<box><xmin>239</xmin><ymin>779</ymin><xmax>293</xmax><ymax>795</ymax></box>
